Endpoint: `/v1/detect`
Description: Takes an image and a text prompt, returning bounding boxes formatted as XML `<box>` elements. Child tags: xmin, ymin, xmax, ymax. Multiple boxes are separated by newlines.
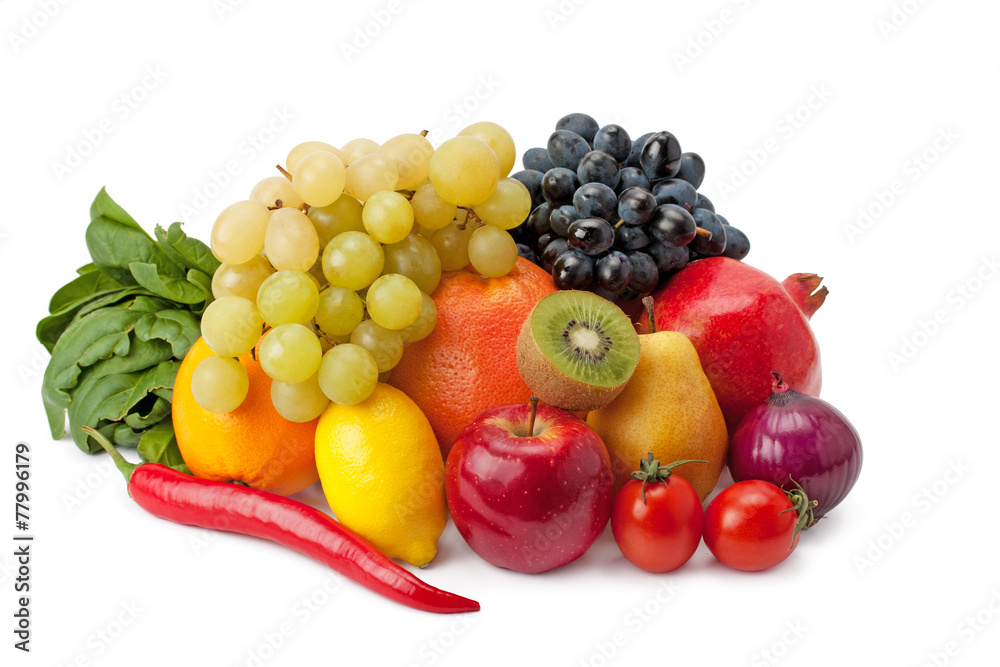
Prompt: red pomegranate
<box><xmin>644</xmin><ymin>257</ymin><xmax>826</xmax><ymax>434</ymax></box>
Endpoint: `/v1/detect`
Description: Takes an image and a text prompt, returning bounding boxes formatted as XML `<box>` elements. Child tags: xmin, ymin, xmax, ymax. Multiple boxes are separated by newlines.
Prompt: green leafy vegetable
<box><xmin>38</xmin><ymin>188</ymin><xmax>218</xmax><ymax>472</ymax></box>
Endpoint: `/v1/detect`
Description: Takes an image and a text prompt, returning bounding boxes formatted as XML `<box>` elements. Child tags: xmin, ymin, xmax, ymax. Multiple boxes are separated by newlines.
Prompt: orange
<box><xmin>389</xmin><ymin>257</ymin><xmax>556</xmax><ymax>458</ymax></box>
<box><xmin>172</xmin><ymin>337</ymin><xmax>320</xmax><ymax>496</ymax></box>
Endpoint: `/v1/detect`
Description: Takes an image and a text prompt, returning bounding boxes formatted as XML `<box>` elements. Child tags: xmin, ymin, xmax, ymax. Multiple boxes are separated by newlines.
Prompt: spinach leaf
<box><xmin>137</xmin><ymin>421</ymin><xmax>190</xmax><ymax>474</ymax></box>
<box><xmin>155</xmin><ymin>222</ymin><xmax>220</xmax><ymax>276</ymax></box>
<box><xmin>128</xmin><ymin>261</ymin><xmax>207</xmax><ymax>304</ymax></box>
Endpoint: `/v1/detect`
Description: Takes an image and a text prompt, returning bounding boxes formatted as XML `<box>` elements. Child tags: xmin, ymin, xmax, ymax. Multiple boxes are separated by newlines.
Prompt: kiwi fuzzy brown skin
<box><xmin>516</xmin><ymin>316</ymin><xmax>631</xmax><ymax>412</ymax></box>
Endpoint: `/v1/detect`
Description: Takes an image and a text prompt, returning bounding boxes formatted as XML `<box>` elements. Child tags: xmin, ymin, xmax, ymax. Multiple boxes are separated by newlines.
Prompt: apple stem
<box><xmin>642</xmin><ymin>297</ymin><xmax>657</xmax><ymax>334</ymax></box>
<box><xmin>528</xmin><ymin>396</ymin><xmax>539</xmax><ymax>437</ymax></box>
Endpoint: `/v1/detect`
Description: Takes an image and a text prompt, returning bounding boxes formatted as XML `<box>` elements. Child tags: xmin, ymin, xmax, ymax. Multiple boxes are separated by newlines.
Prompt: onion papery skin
<box><xmin>728</xmin><ymin>373</ymin><xmax>862</xmax><ymax>522</ymax></box>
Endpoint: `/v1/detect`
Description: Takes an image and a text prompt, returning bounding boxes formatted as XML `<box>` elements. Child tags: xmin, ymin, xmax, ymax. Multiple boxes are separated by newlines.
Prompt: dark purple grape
<box><xmin>616</xmin><ymin>167</ymin><xmax>651</xmax><ymax>193</ymax></box>
<box><xmin>567</xmin><ymin>218</ymin><xmax>615</xmax><ymax>256</ymax></box>
<box><xmin>624</xmin><ymin>132</ymin><xmax>654</xmax><ymax>169</ymax></box>
<box><xmin>577</xmin><ymin>150</ymin><xmax>620</xmax><ymax>189</ymax></box>
<box><xmin>596</xmin><ymin>251</ymin><xmax>632</xmax><ymax>294</ymax></box>
<box><xmin>695</xmin><ymin>193</ymin><xmax>715</xmax><ymax>212</ymax></box>
<box><xmin>536</xmin><ymin>232</ymin><xmax>557</xmax><ymax>253</ymax></box>
<box><xmin>652</xmin><ymin>179</ymin><xmax>698</xmax><ymax>210</ymax></box>
<box><xmin>549</xmin><ymin>204</ymin><xmax>580</xmax><ymax>237</ymax></box>
<box><xmin>555</xmin><ymin>113</ymin><xmax>599</xmax><ymax>145</ymax></box>
<box><xmin>516</xmin><ymin>243</ymin><xmax>538</xmax><ymax>266</ymax></box>
<box><xmin>552</xmin><ymin>250</ymin><xmax>594</xmax><ymax>290</ymax></box>
<box><xmin>618</xmin><ymin>288</ymin><xmax>640</xmax><ymax>303</ymax></box>
<box><xmin>640</xmin><ymin>131</ymin><xmax>682</xmax><ymax>182</ymax></box>
<box><xmin>541</xmin><ymin>167</ymin><xmax>579</xmax><ymax>206</ymax></box>
<box><xmin>648</xmin><ymin>205</ymin><xmax>696</xmax><ymax>247</ymax></box>
<box><xmin>720</xmin><ymin>226</ymin><xmax>750</xmax><ymax>260</ymax></box>
<box><xmin>647</xmin><ymin>243</ymin><xmax>689</xmax><ymax>274</ymax></box>
<box><xmin>548</xmin><ymin>130</ymin><xmax>590</xmax><ymax>171</ymax></box>
<box><xmin>614</xmin><ymin>225</ymin><xmax>651</xmax><ymax>251</ymax></box>
<box><xmin>717</xmin><ymin>214</ymin><xmax>731</xmax><ymax>226</ymax></box>
<box><xmin>625</xmin><ymin>251</ymin><xmax>658</xmax><ymax>293</ymax></box>
<box><xmin>542</xmin><ymin>167</ymin><xmax>580</xmax><ymax>206</ymax></box>
<box><xmin>541</xmin><ymin>237</ymin><xmax>570</xmax><ymax>273</ymax></box>
<box><xmin>617</xmin><ymin>187</ymin><xmax>657</xmax><ymax>226</ymax></box>
<box><xmin>573</xmin><ymin>183</ymin><xmax>618</xmax><ymax>222</ymax></box>
<box><xmin>510</xmin><ymin>169</ymin><xmax>545</xmax><ymax>211</ymax></box>
<box><xmin>689</xmin><ymin>208</ymin><xmax>726</xmax><ymax>256</ymax></box>
<box><xmin>675</xmin><ymin>152</ymin><xmax>706</xmax><ymax>189</ymax></box>
<box><xmin>593</xmin><ymin>124</ymin><xmax>632</xmax><ymax>163</ymax></box>
<box><xmin>523</xmin><ymin>147</ymin><xmax>554</xmax><ymax>172</ymax></box>
<box><xmin>527</xmin><ymin>203</ymin><xmax>554</xmax><ymax>236</ymax></box>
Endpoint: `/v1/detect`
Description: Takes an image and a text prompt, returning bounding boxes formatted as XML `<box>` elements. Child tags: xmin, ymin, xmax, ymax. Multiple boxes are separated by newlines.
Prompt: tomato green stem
<box><xmin>778</xmin><ymin>476</ymin><xmax>819</xmax><ymax>549</ymax></box>
<box><xmin>630</xmin><ymin>453</ymin><xmax>708</xmax><ymax>503</ymax></box>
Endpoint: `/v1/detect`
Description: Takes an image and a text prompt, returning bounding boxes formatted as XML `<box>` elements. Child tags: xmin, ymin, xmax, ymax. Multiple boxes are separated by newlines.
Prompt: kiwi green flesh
<box><xmin>529</xmin><ymin>291</ymin><xmax>640</xmax><ymax>388</ymax></box>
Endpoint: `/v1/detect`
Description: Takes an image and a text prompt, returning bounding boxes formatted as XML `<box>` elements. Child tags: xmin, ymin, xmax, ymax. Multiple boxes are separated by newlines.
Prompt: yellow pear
<box><xmin>587</xmin><ymin>312</ymin><xmax>728</xmax><ymax>500</ymax></box>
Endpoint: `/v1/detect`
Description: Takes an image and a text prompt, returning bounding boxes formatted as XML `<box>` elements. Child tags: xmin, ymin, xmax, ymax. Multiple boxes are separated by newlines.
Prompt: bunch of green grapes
<box><xmin>194</xmin><ymin>124</ymin><xmax>520</xmax><ymax>419</ymax></box>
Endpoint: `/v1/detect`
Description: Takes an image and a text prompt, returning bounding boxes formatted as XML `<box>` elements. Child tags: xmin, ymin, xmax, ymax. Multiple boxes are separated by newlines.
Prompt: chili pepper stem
<box><xmin>81</xmin><ymin>425</ymin><xmax>137</xmax><ymax>483</ymax></box>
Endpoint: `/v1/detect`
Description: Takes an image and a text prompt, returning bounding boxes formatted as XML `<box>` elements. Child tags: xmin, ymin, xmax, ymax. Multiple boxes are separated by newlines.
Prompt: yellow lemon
<box><xmin>315</xmin><ymin>383</ymin><xmax>447</xmax><ymax>567</ymax></box>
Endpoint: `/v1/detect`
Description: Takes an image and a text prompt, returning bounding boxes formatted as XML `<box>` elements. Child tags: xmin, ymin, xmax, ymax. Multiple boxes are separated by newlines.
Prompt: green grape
<box><xmin>292</xmin><ymin>151</ymin><xmax>347</xmax><ymax>207</ymax></box>
<box><xmin>468</xmin><ymin>224</ymin><xmax>518</xmax><ymax>278</ymax></box>
<box><xmin>307</xmin><ymin>195</ymin><xmax>365</xmax><ymax>247</ymax></box>
<box><xmin>256</xmin><ymin>270</ymin><xmax>319</xmax><ymax>326</ymax></box>
<box><xmin>378</xmin><ymin>370</ymin><xmax>392</xmax><ymax>383</ymax></box>
<box><xmin>314</xmin><ymin>286</ymin><xmax>365</xmax><ymax>336</ymax></box>
<box><xmin>200</xmin><ymin>296</ymin><xmax>263</xmax><ymax>357</ymax></box>
<box><xmin>428</xmin><ymin>136</ymin><xmax>499</xmax><ymax>206</ymax></box>
<box><xmin>270</xmin><ymin>372</ymin><xmax>330</xmax><ymax>422</ymax></box>
<box><xmin>366</xmin><ymin>273</ymin><xmax>422</xmax><ymax>330</ymax></box>
<box><xmin>344</xmin><ymin>153</ymin><xmax>398</xmax><ymax>201</ymax></box>
<box><xmin>250</xmin><ymin>175</ymin><xmax>304</xmax><ymax>210</ymax></box>
<box><xmin>362</xmin><ymin>191</ymin><xmax>414</xmax><ymax>245</ymax></box>
<box><xmin>471</xmin><ymin>178</ymin><xmax>532</xmax><ymax>230</ymax></box>
<box><xmin>350</xmin><ymin>319</ymin><xmax>404</xmax><ymax>373</ymax></box>
<box><xmin>211</xmin><ymin>200</ymin><xmax>271</xmax><ymax>265</ymax></box>
<box><xmin>191</xmin><ymin>355</ymin><xmax>249</xmax><ymax>414</ymax></box>
<box><xmin>429</xmin><ymin>217</ymin><xmax>475</xmax><ymax>271</ymax></box>
<box><xmin>377</xmin><ymin>133</ymin><xmax>434</xmax><ymax>190</ymax></box>
<box><xmin>381</xmin><ymin>233</ymin><xmax>442</xmax><ymax>294</ymax></box>
<box><xmin>258</xmin><ymin>323</ymin><xmax>322</xmax><ymax>384</ymax></box>
<box><xmin>212</xmin><ymin>254</ymin><xmax>275</xmax><ymax>301</ymax></box>
<box><xmin>321</xmin><ymin>231</ymin><xmax>384</xmax><ymax>291</ymax></box>
<box><xmin>400</xmin><ymin>291</ymin><xmax>438</xmax><ymax>342</ymax></box>
<box><xmin>317</xmin><ymin>343</ymin><xmax>378</xmax><ymax>405</ymax></box>
<box><xmin>340</xmin><ymin>138</ymin><xmax>380</xmax><ymax>165</ymax></box>
<box><xmin>458</xmin><ymin>121</ymin><xmax>516</xmax><ymax>177</ymax></box>
<box><xmin>264</xmin><ymin>207</ymin><xmax>320</xmax><ymax>272</ymax></box>
<box><xmin>287</xmin><ymin>141</ymin><xmax>343</xmax><ymax>172</ymax></box>
<box><xmin>410</xmin><ymin>183</ymin><xmax>457</xmax><ymax>231</ymax></box>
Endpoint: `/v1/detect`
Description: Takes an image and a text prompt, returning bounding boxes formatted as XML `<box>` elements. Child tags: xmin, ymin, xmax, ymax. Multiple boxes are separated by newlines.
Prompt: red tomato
<box><xmin>703</xmin><ymin>480</ymin><xmax>802</xmax><ymax>572</ymax></box>
<box><xmin>611</xmin><ymin>458</ymin><xmax>704</xmax><ymax>573</ymax></box>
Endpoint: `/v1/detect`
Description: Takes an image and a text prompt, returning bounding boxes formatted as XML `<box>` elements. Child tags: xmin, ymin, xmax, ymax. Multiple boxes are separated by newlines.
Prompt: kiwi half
<box><xmin>517</xmin><ymin>290</ymin><xmax>640</xmax><ymax>411</ymax></box>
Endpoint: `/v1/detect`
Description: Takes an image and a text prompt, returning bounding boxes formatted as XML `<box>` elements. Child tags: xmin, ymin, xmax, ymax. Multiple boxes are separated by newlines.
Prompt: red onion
<box><xmin>728</xmin><ymin>370</ymin><xmax>862</xmax><ymax>523</ymax></box>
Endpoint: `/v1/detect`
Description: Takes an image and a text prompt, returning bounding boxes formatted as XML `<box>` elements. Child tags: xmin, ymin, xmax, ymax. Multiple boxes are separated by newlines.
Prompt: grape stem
<box><xmin>457</xmin><ymin>207</ymin><xmax>484</xmax><ymax>230</ymax></box>
<box><xmin>614</xmin><ymin>219</ymin><xmax>626</xmax><ymax>229</ymax></box>
<box><xmin>267</xmin><ymin>199</ymin><xmax>284</xmax><ymax>211</ymax></box>
<box><xmin>695</xmin><ymin>227</ymin><xmax>712</xmax><ymax>238</ymax></box>
<box><xmin>275</xmin><ymin>164</ymin><xmax>293</xmax><ymax>182</ymax></box>
<box><xmin>419</xmin><ymin>129</ymin><xmax>429</xmax><ymax>137</ymax></box>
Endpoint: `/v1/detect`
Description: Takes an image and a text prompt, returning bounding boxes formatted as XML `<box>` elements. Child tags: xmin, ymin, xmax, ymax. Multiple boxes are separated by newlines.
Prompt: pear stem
<box><xmin>642</xmin><ymin>297</ymin><xmax>657</xmax><ymax>334</ymax></box>
<box><xmin>528</xmin><ymin>395</ymin><xmax>539</xmax><ymax>437</ymax></box>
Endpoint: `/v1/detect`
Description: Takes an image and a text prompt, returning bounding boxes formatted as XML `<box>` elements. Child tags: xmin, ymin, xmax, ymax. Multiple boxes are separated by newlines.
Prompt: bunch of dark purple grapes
<box><xmin>510</xmin><ymin>112</ymin><xmax>750</xmax><ymax>304</ymax></box>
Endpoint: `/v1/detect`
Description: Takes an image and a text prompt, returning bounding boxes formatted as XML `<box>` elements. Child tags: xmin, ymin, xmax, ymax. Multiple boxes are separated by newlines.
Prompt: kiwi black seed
<box><xmin>516</xmin><ymin>290</ymin><xmax>640</xmax><ymax>411</ymax></box>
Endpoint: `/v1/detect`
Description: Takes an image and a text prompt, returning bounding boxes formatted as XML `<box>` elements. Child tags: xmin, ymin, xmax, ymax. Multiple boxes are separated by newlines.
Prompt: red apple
<box><xmin>445</xmin><ymin>401</ymin><xmax>614</xmax><ymax>574</ymax></box>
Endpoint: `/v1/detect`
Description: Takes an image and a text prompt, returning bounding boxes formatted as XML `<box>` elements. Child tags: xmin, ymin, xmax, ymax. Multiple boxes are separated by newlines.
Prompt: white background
<box><xmin>2</xmin><ymin>0</ymin><xmax>999</xmax><ymax>665</ymax></box>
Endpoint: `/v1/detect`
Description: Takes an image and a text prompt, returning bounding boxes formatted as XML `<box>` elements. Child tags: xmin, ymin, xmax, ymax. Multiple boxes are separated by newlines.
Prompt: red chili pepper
<box><xmin>83</xmin><ymin>426</ymin><xmax>479</xmax><ymax>614</ymax></box>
